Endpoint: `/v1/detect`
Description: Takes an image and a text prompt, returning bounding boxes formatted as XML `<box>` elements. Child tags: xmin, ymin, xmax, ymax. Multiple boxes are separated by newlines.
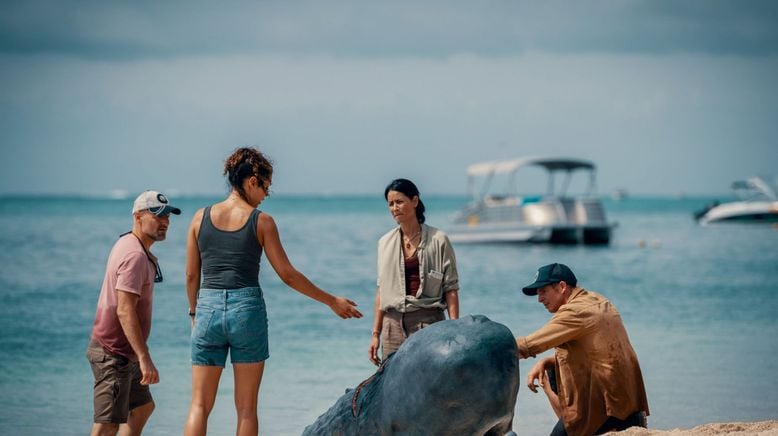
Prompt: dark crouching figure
<box><xmin>304</xmin><ymin>315</ymin><xmax>520</xmax><ymax>436</ymax></box>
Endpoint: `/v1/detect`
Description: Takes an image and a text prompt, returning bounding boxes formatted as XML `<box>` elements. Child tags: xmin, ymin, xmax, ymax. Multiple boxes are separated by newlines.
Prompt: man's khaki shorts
<box><xmin>86</xmin><ymin>339</ymin><xmax>153</xmax><ymax>424</ymax></box>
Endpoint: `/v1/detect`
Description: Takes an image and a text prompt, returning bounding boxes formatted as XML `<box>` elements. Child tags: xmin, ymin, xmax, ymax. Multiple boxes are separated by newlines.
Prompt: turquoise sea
<box><xmin>0</xmin><ymin>194</ymin><xmax>777</xmax><ymax>435</ymax></box>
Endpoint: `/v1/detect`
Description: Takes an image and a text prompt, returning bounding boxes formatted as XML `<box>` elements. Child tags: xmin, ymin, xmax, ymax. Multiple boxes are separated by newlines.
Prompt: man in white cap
<box><xmin>86</xmin><ymin>191</ymin><xmax>180</xmax><ymax>436</ymax></box>
<box><xmin>515</xmin><ymin>263</ymin><xmax>649</xmax><ymax>436</ymax></box>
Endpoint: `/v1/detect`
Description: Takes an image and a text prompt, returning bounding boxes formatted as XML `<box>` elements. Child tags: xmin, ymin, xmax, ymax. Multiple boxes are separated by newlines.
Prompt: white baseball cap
<box><xmin>132</xmin><ymin>190</ymin><xmax>181</xmax><ymax>216</ymax></box>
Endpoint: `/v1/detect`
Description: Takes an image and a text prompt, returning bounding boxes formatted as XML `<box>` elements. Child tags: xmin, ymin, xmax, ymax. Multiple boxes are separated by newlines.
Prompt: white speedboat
<box><xmin>694</xmin><ymin>176</ymin><xmax>778</xmax><ymax>225</ymax></box>
<box><xmin>447</xmin><ymin>157</ymin><xmax>616</xmax><ymax>244</ymax></box>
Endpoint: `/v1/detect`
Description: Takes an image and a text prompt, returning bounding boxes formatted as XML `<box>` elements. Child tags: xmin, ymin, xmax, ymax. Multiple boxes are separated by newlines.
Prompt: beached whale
<box><xmin>303</xmin><ymin>315</ymin><xmax>520</xmax><ymax>435</ymax></box>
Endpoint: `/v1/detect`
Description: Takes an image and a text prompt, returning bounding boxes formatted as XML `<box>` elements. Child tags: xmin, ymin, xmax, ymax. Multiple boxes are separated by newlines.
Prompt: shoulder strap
<box><xmin>248</xmin><ymin>209</ymin><xmax>262</xmax><ymax>237</ymax></box>
<box><xmin>197</xmin><ymin>206</ymin><xmax>212</xmax><ymax>240</ymax></box>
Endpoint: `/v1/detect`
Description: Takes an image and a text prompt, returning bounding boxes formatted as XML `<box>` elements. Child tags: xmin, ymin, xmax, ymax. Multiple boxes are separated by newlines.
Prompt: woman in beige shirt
<box><xmin>368</xmin><ymin>178</ymin><xmax>460</xmax><ymax>366</ymax></box>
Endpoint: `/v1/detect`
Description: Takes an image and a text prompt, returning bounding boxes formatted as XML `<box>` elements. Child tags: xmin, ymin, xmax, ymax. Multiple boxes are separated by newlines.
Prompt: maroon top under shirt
<box><xmin>404</xmin><ymin>255</ymin><xmax>420</xmax><ymax>296</ymax></box>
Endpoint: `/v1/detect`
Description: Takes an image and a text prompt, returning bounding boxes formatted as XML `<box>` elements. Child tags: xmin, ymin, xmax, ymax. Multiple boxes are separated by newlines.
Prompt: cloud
<box><xmin>2</xmin><ymin>1</ymin><xmax>777</xmax><ymax>196</ymax></box>
<box><xmin>1</xmin><ymin>0</ymin><xmax>777</xmax><ymax>60</ymax></box>
<box><xmin>2</xmin><ymin>51</ymin><xmax>777</xmax><ymax>196</ymax></box>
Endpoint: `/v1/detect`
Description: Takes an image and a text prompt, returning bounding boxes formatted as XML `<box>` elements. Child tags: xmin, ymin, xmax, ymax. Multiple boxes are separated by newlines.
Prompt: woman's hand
<box><xmin>329</xmin><ymin>296</ymin><xmax>363</xmax><ymax>319</ymax></box>
<box><xmin>368</xmin><ymin>336</ymin><xmax>381</xmax><ymax>366</ymax></box>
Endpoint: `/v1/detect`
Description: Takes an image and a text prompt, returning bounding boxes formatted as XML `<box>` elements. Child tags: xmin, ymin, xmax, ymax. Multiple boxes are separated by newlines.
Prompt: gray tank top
<box><xmin>199</xmin><ymin>206</ymin><xmax>263</xmax><ymax>289</ymax></box>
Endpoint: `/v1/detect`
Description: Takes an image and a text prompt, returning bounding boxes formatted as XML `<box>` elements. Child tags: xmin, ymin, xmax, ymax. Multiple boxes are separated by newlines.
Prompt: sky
<box><xmin>1</xmin><ymin>0</ymin><xmax>777</xmax><ymax>197</ymax></box>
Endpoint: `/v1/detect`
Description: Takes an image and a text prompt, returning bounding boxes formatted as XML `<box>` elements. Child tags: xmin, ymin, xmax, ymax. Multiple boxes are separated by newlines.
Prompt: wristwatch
<box><xmin>188</xmin><ymin>309</ymin><xmax>196</xmax><ymax>317</ymax></box>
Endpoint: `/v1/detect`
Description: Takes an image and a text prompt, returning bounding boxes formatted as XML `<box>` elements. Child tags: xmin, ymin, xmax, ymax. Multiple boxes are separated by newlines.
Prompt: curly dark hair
<box><xmin>223</xmin><ymin>147</ymin><xmax>273</xmax><ymax>202</ymax></box>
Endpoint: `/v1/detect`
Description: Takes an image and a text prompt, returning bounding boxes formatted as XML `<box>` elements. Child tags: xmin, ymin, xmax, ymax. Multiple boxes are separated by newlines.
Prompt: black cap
<box><xmin>522</xmin><ymin>263</ymin><xmax>577</xmax><ymax>296</ymax></box>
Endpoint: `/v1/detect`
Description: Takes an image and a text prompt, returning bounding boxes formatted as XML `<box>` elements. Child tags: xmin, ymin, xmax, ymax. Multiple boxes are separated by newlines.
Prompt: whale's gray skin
<box><xmin>303</xmin><ymin>315</ymin><xmax>520</xmax><ymax>436</ymax></box>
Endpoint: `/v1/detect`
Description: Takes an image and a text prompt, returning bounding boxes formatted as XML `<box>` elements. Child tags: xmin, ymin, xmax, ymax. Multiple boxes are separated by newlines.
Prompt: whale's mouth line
<box><xmin>351</xmin><ymin>358</ymin><xmax>388</xmax><ymax>418</ymax></box>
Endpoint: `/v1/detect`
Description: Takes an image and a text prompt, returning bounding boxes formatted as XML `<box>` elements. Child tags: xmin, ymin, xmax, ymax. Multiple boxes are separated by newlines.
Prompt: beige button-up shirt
<box><xmin>517</xmin><ymin>288</ymin><xmax>649</xmax><ymax>435</ymax></box>
<box><xmin>376</xmin><ymin>224</ymin><xmax>459</xmax><ymax>312</ymax></box>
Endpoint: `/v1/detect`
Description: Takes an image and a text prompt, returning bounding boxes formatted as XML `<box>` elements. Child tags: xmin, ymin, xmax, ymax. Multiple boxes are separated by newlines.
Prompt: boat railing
<box><xmin>576</xmin><ymin>199</ymin><xmax>607</xmax><ymax>224</ymax></box>
<box><xmin>483</xmin><ymin>195</ymin><xmax>521</xmax><ymax>207</ymax></box>
<box><xmin>558</xmin><ymin>198</ymin><xmax>578</xmax><ymax>223</ymax></box>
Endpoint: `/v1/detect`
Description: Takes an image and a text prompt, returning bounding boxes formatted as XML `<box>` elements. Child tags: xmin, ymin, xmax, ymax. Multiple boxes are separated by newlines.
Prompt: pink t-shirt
<box><xmin>91</xmin><ymin>234</ymin><xmax>156</xmax><ymax>361</ymax></box>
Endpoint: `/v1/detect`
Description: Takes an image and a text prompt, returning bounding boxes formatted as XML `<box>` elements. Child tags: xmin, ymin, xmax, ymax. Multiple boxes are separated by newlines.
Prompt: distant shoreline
<box><xmin>0</xmin><ymin>192</ymin><xmax>730</xmax><ymax>201</ymax></box>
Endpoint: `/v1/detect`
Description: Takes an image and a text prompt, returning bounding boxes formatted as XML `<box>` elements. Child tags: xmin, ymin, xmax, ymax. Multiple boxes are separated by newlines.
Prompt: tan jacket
<box><xmin>376</xmin><ymin>224</ymin><xmax>459</xmax><ymax>312</ymax></box>
<box><xmin>517</xmin><ymin>288</ymin><xmax>649</xmax><ymax>435</ymax></box>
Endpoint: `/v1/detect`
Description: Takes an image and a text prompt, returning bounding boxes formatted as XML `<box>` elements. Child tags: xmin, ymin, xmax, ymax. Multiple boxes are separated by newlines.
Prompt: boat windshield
<box><xmin>732</xmin><ymin>176</ymin><xmax>777</xmax><ymax>201</ymax></box>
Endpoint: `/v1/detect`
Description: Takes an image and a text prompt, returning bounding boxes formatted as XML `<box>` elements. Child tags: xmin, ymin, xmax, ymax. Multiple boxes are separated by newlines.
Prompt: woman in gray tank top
<box><xmin>183</xmin><ymin>147</ymin><xmax>363</xmax><ymax>436</ymax></box>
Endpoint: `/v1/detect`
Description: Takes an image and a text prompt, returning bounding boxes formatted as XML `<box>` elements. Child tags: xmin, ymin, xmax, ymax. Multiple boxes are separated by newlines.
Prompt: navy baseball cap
<box><xmin>522</xmin><ymin>263</ymin><xmax>577</xmax><ymax>295</ymax></box>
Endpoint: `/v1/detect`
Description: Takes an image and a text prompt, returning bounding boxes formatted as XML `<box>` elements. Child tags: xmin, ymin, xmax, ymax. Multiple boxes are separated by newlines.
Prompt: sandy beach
<box><xmin>607</xmin><ymin>421</ymin><xmax>778</xmax><ymax>435</ymax></box>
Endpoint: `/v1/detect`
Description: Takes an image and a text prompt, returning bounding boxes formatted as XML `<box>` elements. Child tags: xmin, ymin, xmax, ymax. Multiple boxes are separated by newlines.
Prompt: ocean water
<box><xmin>0</xmin><ymin>194</ymin><xmax>776</xmax><ymax>435</ymax></box>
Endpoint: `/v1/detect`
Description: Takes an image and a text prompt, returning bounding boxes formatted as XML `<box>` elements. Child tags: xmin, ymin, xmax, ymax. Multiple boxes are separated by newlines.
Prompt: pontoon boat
<box><xmin>448</xmin><ymin>157</ymin><xmax>616</xmax><ymax>244</ymax></box>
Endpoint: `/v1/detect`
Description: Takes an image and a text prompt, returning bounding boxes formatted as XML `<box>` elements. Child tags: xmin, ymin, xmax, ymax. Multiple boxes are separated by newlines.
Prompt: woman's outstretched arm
<box><xmin>259</xmin><ymin>212</ymin><xmax>362</xmax><ymax>319</ymax></box>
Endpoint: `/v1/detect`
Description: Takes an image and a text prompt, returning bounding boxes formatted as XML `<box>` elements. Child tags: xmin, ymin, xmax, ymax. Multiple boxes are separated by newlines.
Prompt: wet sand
<box><xmin>606</xmin><ymin>421</ymin><xmax>778</xmax><ymax>435</ymax></box>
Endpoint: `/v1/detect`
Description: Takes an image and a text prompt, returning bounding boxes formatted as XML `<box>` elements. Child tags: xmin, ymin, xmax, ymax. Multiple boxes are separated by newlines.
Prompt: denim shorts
<box><xmin>191</xmin><ymin>287</ymin><xmax>269</xmax><ymax>367</ymax></box>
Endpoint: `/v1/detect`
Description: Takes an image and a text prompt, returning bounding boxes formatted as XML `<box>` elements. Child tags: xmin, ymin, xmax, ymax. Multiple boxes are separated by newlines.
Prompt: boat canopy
<box><xmin>465</xmin><ymin>157</ymin><xmax>598</xmax><ymax>198</ymax></box>
<box><xmin>466</xmin><ymin>157</ymin><xmax>595</xmax><ymax>177</ymax></box>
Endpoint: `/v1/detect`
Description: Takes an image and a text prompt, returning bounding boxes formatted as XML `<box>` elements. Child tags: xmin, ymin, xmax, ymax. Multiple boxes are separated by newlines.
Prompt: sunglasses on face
<box><xmin>254</xmin><ymin>175</ymin><xmax>272</xmax><ymax>196</ymax></box>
